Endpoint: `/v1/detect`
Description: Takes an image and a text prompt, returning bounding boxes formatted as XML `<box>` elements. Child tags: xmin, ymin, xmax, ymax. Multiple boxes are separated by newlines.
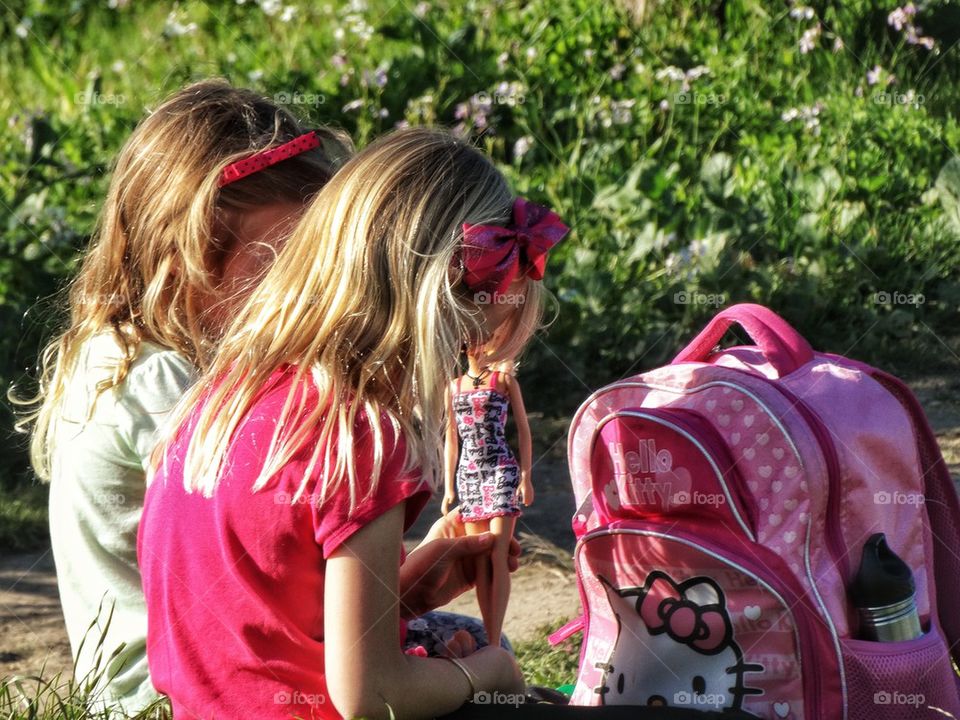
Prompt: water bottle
<box><xmin>850</xmin><ymin>533</ymin><xmax>923</xmax><ymax>642</ymax></box>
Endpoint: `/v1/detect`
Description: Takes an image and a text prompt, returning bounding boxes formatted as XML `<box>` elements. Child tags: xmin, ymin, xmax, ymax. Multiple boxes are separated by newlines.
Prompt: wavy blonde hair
<box><xmin>16</xmin><ymin>78</ymin><xmax>352</xmax><ymax>480</ymax></box>
<box><xmin>154</xmin><ymin>127</ymin><xmax>546</xmax><ymax>504</ymax></box>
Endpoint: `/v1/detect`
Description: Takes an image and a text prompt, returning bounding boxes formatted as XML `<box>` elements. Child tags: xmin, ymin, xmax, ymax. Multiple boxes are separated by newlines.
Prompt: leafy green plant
<box><xmin>1</xmin><ymin>0</ymin><xmax>958</xmax><ymax>497</ymax></box>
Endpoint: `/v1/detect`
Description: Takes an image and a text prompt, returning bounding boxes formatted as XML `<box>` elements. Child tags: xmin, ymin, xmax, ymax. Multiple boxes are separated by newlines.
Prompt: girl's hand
<box><xmin>518</xmin><ymin>476</ymin><xmax>534</xmax><ymax>506</ymax></box>
<box><xmin>399</xmin><ymin>514</ymin><xmax>521</xmax><ymax>618</ymax></box>
<box><xmin>441</xmin><ymin>492</ymin><xmax>456</xmax><ymax>516</ymax></box>
<box><xmin>460</xmin><ymin>645</ymin><xmax>526</xmax><ymax>695</ymax></box>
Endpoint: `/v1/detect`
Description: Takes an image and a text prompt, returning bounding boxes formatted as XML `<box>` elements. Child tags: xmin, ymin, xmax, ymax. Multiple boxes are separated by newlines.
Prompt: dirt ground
<box><xmin>2</xmin><ymin>374</ymin><xmax>959</xmax><ymax>683</ymax></box>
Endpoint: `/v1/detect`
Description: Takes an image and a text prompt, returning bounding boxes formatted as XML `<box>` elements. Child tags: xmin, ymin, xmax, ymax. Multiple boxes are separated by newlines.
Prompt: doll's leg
<box><xmin>485</xmin><ymin>514</ymin><xmax>517</xmax><ymax>651</ymax></box>
<box><xmin>462</xmin><ymin>518</ymin><xmax>493</xmax><ymax>638</ymax></box>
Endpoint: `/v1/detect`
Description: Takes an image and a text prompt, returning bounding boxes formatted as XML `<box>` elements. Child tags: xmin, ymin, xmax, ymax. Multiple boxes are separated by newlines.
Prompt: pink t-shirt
<box><xmin>138</xmin><ymin>366</ymin><xmax>431</xmax><ymax>719</ymax></box>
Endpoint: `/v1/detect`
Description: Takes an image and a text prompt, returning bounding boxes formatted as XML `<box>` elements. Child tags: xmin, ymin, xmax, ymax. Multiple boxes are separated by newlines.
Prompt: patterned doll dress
<box><xmin>453</xmin><ymin>371</ymin><xmax>522</xmax><ymax>521</ymax></box>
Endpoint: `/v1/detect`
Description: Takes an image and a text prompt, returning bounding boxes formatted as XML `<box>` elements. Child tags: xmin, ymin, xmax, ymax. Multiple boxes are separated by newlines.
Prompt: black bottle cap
<box><xmin>850</xmin><ymin>533</ymin><xmax>916</xmax><ymax>608</ymax></box>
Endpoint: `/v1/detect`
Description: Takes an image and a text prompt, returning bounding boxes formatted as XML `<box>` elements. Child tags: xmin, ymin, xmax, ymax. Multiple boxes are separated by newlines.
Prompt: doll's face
<box><xmin>475</xmin><ymin>275</ymin><xmax>528</xmax><ymax>345</ymax></box>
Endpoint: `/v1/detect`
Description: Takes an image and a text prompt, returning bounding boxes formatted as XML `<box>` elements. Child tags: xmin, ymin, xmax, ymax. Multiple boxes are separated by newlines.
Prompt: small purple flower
<box><xmin>888</xmin><ymin>4</ymin><xmax>935</xmax><ymax>50</ymax></box>
<box><xmin>887</xmin><ymin>4</ymin><xmax>916</xmax><ymax>32</ymax></box>
<box><xmin>905</xmin><ymin>26</ymin><xmax>935</xmax><ymax>49</ymax></box>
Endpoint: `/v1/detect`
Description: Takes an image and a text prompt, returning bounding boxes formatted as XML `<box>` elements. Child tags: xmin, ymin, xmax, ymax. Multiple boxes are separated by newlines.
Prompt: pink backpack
<box><xmin>549</xmin><ymin>304</ymin><xmax>960</xmax><ymax>719</ymax></box>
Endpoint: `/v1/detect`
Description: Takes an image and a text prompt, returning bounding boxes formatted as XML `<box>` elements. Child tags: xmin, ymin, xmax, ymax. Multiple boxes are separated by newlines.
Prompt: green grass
<box><xmin>514</xmin><ymin>624</ymin><xmax>582</xmax><ymax>690</ymax></box>
<box><xmin>1</xmin><ymin>606</ymin><xmax>172</xmax><ymax>719</ymax></box>
<box><xmin>0</xmin><ymin>620</ymin><xmax>580</xmax><ymax>719</ymax></box>
<box><xmin>0</xmin><ymin>675</ymin><xmax>171</xmax><ymax>720</ymax></box>
<box><xmin>0</xmin><ymin>482</ymin><xmax>48</xmax><ymax>553</ymax></box>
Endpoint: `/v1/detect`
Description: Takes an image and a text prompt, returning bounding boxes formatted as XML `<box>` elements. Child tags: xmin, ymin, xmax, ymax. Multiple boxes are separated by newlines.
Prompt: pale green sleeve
<box><xmin>114</xmin><ymin>345</ymin><xmax>198</xmax><ymax>471</ymax></box>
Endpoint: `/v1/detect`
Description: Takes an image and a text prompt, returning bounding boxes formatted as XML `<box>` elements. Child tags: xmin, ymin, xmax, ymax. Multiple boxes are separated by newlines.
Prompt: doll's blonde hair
<box><xmin>16</xmin><ymin>78</ymin><xmax>352</xmax><ymax>481</ymax></box>
<box><xmin>154</xmin><ymin>127</ymin><xmax>544</xmax><ymax>504</ymax></box>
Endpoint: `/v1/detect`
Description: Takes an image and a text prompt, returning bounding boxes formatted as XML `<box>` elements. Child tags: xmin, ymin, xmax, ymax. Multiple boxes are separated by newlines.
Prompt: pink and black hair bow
<box><xmin>459</xmin><ymin>197</ymin><xmax>569</xmax><ymax>296</ymax></box>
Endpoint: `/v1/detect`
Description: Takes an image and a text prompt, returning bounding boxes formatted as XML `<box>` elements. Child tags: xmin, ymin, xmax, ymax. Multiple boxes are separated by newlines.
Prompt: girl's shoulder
<box><xmin>80</xmin><ymin>332</ymin><xmax>195</xmax><ymax>386</ymax></box>
<box><xmin>128</xmin><ymin>340</ymin><xmax>197</xmax><ymax>391</ymax></box>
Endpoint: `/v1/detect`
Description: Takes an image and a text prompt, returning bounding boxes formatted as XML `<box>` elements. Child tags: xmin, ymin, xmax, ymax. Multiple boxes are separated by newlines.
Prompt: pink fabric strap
<box><xmin>218</xmin><ymin>131</ymin><xmax>321</xmax><ymax>187</ymax></box>
<box><xmin>548</xmin><ymin>615</ymin><xmax>585</xmax><ymax>646</ymax></box>
<box><xmin>672</xmin><ymin>303</ymin><xmax>814</xmax><ymax>377</ymax></box>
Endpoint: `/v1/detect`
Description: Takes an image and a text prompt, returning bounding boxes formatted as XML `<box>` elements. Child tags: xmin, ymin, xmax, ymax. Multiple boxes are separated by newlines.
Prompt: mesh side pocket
<box><xmin>842</xmin><ymin>626</ymin><xmax>960</xmax><ymax>720</ymax></box>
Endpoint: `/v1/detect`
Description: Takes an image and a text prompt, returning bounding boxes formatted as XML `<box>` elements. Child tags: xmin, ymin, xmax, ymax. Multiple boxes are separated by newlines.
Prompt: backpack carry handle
<box><xmin>672</xmin><ymin>303</ymin><xmax>814</xmax><ymax>377</ymax></box>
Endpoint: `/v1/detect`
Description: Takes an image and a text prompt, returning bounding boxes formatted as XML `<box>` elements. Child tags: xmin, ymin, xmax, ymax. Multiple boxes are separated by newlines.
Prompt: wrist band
<box><xmin>442</xmin><ymin>655</ymin><xmax>478</xmax><ymax>701</ymax></box>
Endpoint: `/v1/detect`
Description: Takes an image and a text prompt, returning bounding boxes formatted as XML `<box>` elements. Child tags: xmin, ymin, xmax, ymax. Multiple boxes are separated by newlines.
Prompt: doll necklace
<box><xmin>466</xmin><ymin>366</ymin><xmax>491</xmax><ymax>389</ymax></box>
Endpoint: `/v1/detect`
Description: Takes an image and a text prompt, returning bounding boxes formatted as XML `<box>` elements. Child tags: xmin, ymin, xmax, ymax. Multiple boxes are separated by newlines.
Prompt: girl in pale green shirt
<box><xmin>16</xmin><ymin>79</ymin><xmax>350</xmax><ymax>714</ymax></box>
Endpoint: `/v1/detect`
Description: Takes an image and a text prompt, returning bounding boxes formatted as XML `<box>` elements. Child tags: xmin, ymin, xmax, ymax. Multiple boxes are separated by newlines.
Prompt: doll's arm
<box><xmin>505</xmin><ymin>373</ymin><xmax>534</xmax><ymax>506</ymax></box>
<box><xmin>442</xmin><ymin>383</ymin><xmax>458</xmax><ymax>515</ymax></box>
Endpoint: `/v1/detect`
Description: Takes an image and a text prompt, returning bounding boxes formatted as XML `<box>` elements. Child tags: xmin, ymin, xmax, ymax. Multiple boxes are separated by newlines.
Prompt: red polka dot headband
<box><xmin>218</xmin><ymin>131</ymin><xmax>322</xmax><ymax>188</ymax></box>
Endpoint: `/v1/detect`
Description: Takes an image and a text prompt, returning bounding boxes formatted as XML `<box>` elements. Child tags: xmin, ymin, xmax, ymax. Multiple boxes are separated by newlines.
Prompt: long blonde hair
<box><xmin>156</xmin><ymin>127</ymin><xmax>545</xmax><ymax>505</ymax></box>
<box><xmin>16</xmin><ymin>78</ymin><xmax>352</xmax><ymax>480</ymax></box>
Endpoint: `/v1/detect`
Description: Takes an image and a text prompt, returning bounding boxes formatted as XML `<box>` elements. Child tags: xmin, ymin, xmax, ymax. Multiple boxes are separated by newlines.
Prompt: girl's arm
<box><xmin>442</xmin><ymin>382</ymin><xmax>458</xmax><ymax>515</ymax></box>
<box><xmin>505</xmin><ymin>373</ymin><xmax>534</xmax><ymax>506</ymax></box>
<box><xmin>325</xmin><ymin>501</ymin><xmax>523</xmax><ymax>719</ymax></box>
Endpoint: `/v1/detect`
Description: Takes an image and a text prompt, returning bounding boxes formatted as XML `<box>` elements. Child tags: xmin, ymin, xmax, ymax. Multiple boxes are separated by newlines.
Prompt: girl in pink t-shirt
<box><xmin>139</xmin><ymin>127</ymin><xmax>568</xmax><ymax>719</ymax></box>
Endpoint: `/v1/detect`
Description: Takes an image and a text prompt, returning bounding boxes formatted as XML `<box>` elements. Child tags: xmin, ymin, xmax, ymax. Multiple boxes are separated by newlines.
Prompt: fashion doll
<box><xmin>442</xmin><ymin>197</ymin><xmax>568</xmax><ymax>648</ymax></box>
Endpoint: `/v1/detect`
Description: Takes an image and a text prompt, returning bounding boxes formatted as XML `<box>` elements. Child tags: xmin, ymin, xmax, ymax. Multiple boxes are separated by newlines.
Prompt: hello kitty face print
<box><xmin>597</xmin><ymin>571</ymin><xmax>763</xmax><ymax>712</ymax></box>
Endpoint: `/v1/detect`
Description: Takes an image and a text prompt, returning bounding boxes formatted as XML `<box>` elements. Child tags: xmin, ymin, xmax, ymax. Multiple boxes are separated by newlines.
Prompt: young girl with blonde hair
<box><xmin>138</xmin><ymin>127</ymin><xmax>569</xmax><ymax>719</ymax></box>
<box><xmin>15</xmin><ymin>78</ymin><xmax>350</xmax><ymax>712</ymax></box>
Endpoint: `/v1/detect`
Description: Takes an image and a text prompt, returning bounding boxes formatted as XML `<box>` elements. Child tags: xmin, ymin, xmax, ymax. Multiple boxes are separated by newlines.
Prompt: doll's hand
<box><xmin>518</xmin><ymin>475</ymin><xmax>534</xmax><ymax>506</ymax></box>
<box><xmin>441</xmin><ymin>492</ymin><xmax>456</xmax><ymax>516</ymax></box>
